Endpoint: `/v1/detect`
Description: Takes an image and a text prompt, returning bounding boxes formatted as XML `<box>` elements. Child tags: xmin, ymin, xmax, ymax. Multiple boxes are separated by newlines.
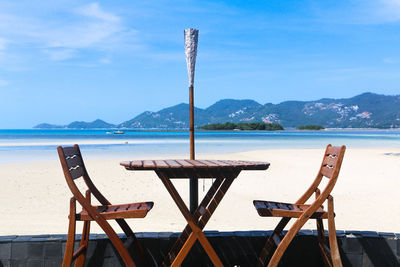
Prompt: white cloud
<box><xmin>0</xmin><ymin>2</ymin><xmax>135</xmax><ymax>62</ymax></box>
<box><xmin>312</xmin><ymin>0</ymin><xmax>400</xmax><ymax>24</ymax></box>
<box><xmin>99</xmin><ymin>56</ymin><xmax>112</xmax><ymax>64</ymax></box>
<box><xmin>43</xmin><ymin>4</ymin><xmax>126</xmax><ymax>59</ymax></box>
<box><xmin>75</xmin><ymin>2</ymin><xmax>120</xmax><ymax>23</ymax></box>
<box><xmin>378</xmin><ymin>0</ymin><xmax>400</xmax><ymax>22</ymax></box>
<box><xmin>383</xmin><ymin>57</ymin><xmax>398</xmax><ymax>64</ymax></box>
<box><xmin>44</xmin><ymin>2</ymin><xmax>123</xmax><ymax>50</ymax></box>
<box><xmin>44</xmin><ymin>48</ymin><xmax>76</xmax><ymax>61</ymax></box>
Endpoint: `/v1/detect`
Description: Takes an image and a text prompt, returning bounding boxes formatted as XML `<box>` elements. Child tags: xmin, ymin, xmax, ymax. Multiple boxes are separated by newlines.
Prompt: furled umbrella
<box><xmin>184</xmin><ymin>28</ymin><xmax>199</xmax><ymax>213</ymax></box>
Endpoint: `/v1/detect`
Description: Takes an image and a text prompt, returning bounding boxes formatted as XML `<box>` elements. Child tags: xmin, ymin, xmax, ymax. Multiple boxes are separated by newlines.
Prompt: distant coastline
<box><xmin>33</xmin><ymin>92</ymin><xmax>400</xmax><ymax>130</ymax></box>
<box><xmin>29</xmin><ymin>127</ymin><xmax>400</xmax><ymax>131</ymax></box>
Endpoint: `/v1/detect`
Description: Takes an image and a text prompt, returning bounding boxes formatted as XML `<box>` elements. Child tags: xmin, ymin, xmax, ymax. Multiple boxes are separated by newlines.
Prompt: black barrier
<box><xmin>0</xmin><ymin>231</ymin><xmax>399</xmax><ymax>266</ymax></box>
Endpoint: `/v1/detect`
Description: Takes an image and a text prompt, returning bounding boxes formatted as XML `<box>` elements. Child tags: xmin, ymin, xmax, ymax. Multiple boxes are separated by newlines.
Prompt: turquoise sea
<box><xmin>0</xmin><ymin>129</ymin><xmax>399</xmax><ymax>162</ymax></box>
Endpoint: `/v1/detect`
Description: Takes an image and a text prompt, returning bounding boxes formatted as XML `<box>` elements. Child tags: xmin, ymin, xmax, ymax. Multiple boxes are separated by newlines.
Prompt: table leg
<box><xmin>157</xmin><ymin>170</ymin><xmax>238</xmax><ymax>266</ymax></box>
<box><xmin>165</xmin><ymin>178</ymin><xmax>224</xmax><ymax>264</ymax></box>
<box><xmin>171</xmin><ymin>226</ymin><xmax>224</xmax><ymax>267</ymax></box>
<box><xmin>172</xmin><ymin>232</ymin><xmax>197</xmax><ymax>267</ymax></box>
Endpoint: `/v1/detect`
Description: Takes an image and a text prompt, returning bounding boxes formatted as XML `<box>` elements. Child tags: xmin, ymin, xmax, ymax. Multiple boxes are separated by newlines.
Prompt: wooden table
<box><xmin>120</xmin><ymin>159</ymin><xmax>270</xmax><ymax>267</ymax></box>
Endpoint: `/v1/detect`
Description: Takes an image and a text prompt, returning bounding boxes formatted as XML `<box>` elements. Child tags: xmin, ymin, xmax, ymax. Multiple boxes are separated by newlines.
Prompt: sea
<box><xmin>0</xmin><ymin>129</ymin><xmax>399</xmax><ymax>163</ymax></box>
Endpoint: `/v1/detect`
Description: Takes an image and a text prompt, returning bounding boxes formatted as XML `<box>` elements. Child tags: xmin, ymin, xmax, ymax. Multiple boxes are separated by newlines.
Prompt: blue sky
<box><xmin>0</xmin><ymin>0</ymin><xmax>400</xmax><ymax>128</ymax></box>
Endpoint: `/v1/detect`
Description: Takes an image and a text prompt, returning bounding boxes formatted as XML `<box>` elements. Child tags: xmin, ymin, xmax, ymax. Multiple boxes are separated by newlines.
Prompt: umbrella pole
<box><xmin>185</xmin><ymin>28</ymin><xmax>199</xmax><ymax>214</ymax></box>
<box><xmin>189</xmin><ymin>85</ymin><xmax>198</xmax><ymax>212</ymax></box>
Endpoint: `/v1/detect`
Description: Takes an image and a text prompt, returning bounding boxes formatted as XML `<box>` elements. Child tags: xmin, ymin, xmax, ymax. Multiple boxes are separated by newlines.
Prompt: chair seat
<box><xmin>78</xmin><ymin>202</ymin><xmax>154</xmax><ymax>221</ymax></box>
<box><xmin>253</xmin><ymin>200</ymin><xmax>328</xmax><ymax>219</ymax></box>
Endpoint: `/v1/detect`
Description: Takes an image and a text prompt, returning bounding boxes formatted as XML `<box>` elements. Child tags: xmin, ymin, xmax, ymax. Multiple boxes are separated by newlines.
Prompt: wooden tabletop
<box><xmin>120</xmin><ymin>159</ymin><xmax>270</xmax><ymax>171</ymax></box>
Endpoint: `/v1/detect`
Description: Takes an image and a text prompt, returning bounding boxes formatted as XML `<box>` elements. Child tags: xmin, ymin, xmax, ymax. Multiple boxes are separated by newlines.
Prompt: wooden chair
<box><xmin>58</xmin><ymin>145</ymin><xmax>154</xmax><ymax>267</ymax></box>
<box><xmin>253</xmin><ymin>144</ymin><xmax>346</xmax><ymax>267</ymax></box>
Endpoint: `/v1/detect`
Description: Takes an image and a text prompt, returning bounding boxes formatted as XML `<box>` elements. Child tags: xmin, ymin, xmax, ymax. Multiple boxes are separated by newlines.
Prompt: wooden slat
<box><xmin>216</xmin><ymin>160</ymin><xmax>236</xmax><ymax>167</ymax></box>
<box><xmin>79</xmin><ymin>202</ymin><xmax>154</xmax><ymax>221</ymax></box>
<box><xmin>244</xmin><ymin>160</ymin><xmax>270</xmax><ymax>170</ymax></box>
<box><xmin>185</xmin><ymin>160</ymin><xmax>208</xmax><ymax>168</ymax></box>
<box><xmin>254</xmin><ymin>201</ymin><xmax>267</xmax><ymax>210</ymax></box>
<box><xmin>326</xmin><ymin>146</ymin><xmax>342</xmax><ymax>157</ymax></box>
<box><xmin>165</xmin><ymin>160</ymin><xmax>182</xmax><ymax>168</ymax></box>
<box><xmin>129</xmin><ymin>203</ymin><xmax>143</xmax><ymax>210</ymax></box>
<box><xmin>97</xmin><ymin>206</ymin><xmax>108</xmax><ymax>213</ymax></box>
<box><xmin>221</xmin><ymin>160</ymin><xmax>246</xmax><ymax>167</ymax></box>
<box><xmin>198</xmin><ymin>178</ymin><xmax>234</xmax><ymax>229</ymax></box>
<box><xmin>207</xmin><ymin>160</ymin><xmax>231</xmax><ymax>167</ymax></box>
<box><xmin>276</xmin><ymin>203</ymin><xmax>285</xmax><ymax>210</ymax></box>
<box><xmin>175</xmin><ymin>160</ymin><xmax>194</xmax><ymax>168</ymax></box>
<box><xmin>321</xmin><ymin>165</ymin><xmax>334</xmax><ymax>178</ymax></box>
<box><xmin>120</xmin><ymin>161</ymin><xmax>131</xmax><ymax>167</ymax></box>
<box><xmin>254</xmin><ymin>200</ymin><xmax>328</xmax><ymax>219</ymax></box>
<box><xmin>227</xmin><ymin>160</ymin><xmax>269</xmax><ymax>170</ymax></box>
<box><xmin>322</xmin><ymin>155</ymin><xmax>337</xmax><ymax>167</ymax></box>
<box><xmin>268</xmin><ymin>202</ymin><xmax>279</xmax><ymax>210</ymax></box>
<box><xmin>115</xmin><ymin>204</ymin><xmax>130</xmax><ymax>212</ymax></box>
<box><xmin>143</xmin><ymin>160</ymin><xmax>156</xmax><ymax>168</ymax></box>
<box><xmin>130</xmin><ymin>160</ymin><xmax>143</xmax><ymax>168</ymax></box>
<box><xmin>233</xmin><ymin>160</ymin><xmax>254</xmax><ymax>167</ymax></box>
<box><xmin>155</xmin><ymin>160</ymin><xmax>169</xmax><ymax>168</ymax></box>
<box><xmin>195</xmin><ymin>160</ymin><xmax>219</xmax><ymax>167</ymax></box>
<box><xmin>121</xmin><ymin>159</ymin><xmax>269</xmax><ymax>171</ymax></box>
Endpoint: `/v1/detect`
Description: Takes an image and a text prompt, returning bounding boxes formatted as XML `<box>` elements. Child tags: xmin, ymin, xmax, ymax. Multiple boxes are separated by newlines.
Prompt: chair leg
<box><xmin>62</xmin><ymin>197</ymin><xmax>77</xmax><ymax>267</ymax></box>
<box><xmin>328</xmin><ymin>196</ymin><xmax>342</xmax><ymax>267</ymax></box>
<box><xmin>74</xmin><ymin>221</ymin><xmax>90</xmax><ymax>267</ymax></box>
<box><xmin>317</xmin><ymin>218</ymin><xmax>333</xmax><ymax>267</ymax></box>
<box><xmin>116</xmin><ymin>218</ymin><xmax>149</xmax><ymax>267</ymax></box>
<box><xmin>267</xmin><ymin>216</ymin><xmax>310</xmax><ymax>267</ymax></box>
<box><xmin>74</xmin><ymin>190</ymin><xmax>91</xmax><ymax>267</ymax></box>
<box><xmin>257</xmin><ymin>217</ymin><xmax>291</xmax><ymax>267</ymax></box>
<box><xmin>94</xmin><ymin>217</ymin><xmax>136</xmax><ymax>267</ymax></box>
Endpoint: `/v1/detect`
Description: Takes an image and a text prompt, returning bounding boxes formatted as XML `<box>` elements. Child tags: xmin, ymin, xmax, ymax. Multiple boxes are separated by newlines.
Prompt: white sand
<box><xmin>0</xmin><ymin>147</ymin><xmax>399</xmax><ymax>235</ymax></box>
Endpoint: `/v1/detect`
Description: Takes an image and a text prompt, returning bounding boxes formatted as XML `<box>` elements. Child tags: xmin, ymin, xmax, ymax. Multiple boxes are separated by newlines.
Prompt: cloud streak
<box><xmin>0</xmin><ymin>2</ymin><xmax>136</xmax><ymax>63</ymax></box>
<box><xmin>45</xmin><ymin>2</ymin><xmax>123</xmax><ymax>50</ymax></box>
<box><xmin>311</xmin><ymin>0</ymin><xmax>400</xmax><ymax>24</ymax></box>
<box><xmin>75</xmin><ymin>2</ymin><xmax>120</xmax><ymax>23</ymax></box>
<box><xmin>378</xmin><ymin>0</ymin><xmax>400</xmax><ymax>22</ymax></box>
<box><xmin>0</xmin><ymin>78</ymin><xmax>8</xmax><ymax>87</ymax></box>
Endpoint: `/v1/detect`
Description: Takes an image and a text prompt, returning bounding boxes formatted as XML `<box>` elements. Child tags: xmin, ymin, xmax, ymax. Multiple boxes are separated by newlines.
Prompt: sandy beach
<box><xmin>0</xmin><ymin>147</ymin><xmax>399</xmax><ymax>235</ymax></box>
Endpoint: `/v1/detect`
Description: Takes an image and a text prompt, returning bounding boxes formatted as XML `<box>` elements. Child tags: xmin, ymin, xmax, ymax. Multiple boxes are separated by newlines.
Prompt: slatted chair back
<box><xmin>58</xmin><ymin>144</ymin><xmax>153</xmax><ymax>267</ymax></box>
<box><xmin>58</xmin><ymin>145</ymin><xmax>112</xmax><ymax>208</ymax></box>
<box><xmin>253</xmin><ymin>145</ymin><xmax>346</xmax><ymax>267</ymax></box>
<box><xmin>296</xmin><ymin>144</ymin><xmax>346</xmax><ymax>205</ymax></box>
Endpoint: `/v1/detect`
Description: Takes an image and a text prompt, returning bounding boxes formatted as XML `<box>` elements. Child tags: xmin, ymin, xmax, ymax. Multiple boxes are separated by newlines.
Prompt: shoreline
<box><xmin>3</xmin><ymin>127</ymin><xmax>400</xmax><ymax>131</ymax></box>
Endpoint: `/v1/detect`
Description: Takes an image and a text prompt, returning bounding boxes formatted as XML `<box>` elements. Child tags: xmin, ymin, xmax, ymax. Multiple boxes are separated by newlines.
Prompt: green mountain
<box><xmin>33</xmin><ymin>123</ymin><xmax>64</xmax><ymax>129</ymax></box>
<box><xmin>34</xmin><ymin>119</ymin><xmax>115</xmax><ymax>129</ymax></box>
<box><xmin>34</xmin><ymin>93</ymin><xmax>400</xmax><ymax>129</ymax></box>
<box><xmin>119</xmin><ymin>103</ymin><xmax>207</xmax><ymax>128</ymax></box>
<box><xmin>119</xmin><ymin>93</ymin><xmax>400</xmax><ymax>129</ymax></box>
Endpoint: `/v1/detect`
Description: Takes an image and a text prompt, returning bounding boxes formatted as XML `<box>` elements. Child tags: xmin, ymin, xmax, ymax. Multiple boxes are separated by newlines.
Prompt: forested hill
<box><xmin>35</xmin><ymin>93</ymin><xmax>400</xmax><ymax>129</ymax></box>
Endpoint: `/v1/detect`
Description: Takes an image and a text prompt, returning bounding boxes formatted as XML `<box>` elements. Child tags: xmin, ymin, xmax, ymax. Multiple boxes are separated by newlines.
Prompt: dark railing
<box><xmin>0</xmin><ymin>230</ymin><xmax>399</xmax><ymax>266</ymax></box>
